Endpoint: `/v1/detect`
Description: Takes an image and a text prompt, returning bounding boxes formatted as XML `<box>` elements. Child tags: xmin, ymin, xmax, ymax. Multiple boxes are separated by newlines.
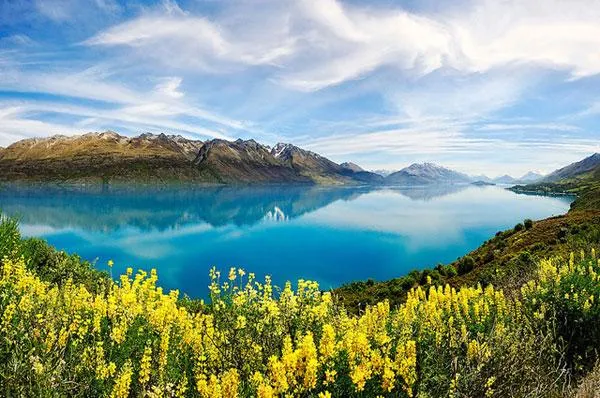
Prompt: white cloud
<box><xmin>478</xmin><ymin>123</ymin><xmax>581</xmax><ymax>132</ymax></box>
<box><xmin>85</xmin><ymin>12</ymin><xmax>296</xmax><ymax>72</ymax></box>
<box><xmin>0</xmin><ymin>106</ymin><xmax>83</xmax><ymax>146</ymax></box>
<box><xmin>84</xmin><ymin>0</ymin><xmax>600</xmax><ymax>91</ymax></box>
<box><xmin>155</xmin><ymin>77</ymin><xmax>184</xmax><ymax>99</ymax></box>
<box><xmin>0</xmin><ymin>101</ymin><xmax>233</xmax><ymax>143</ymax></box>
<box><xmin>0</xmin><ymin>66</ymin><xmax>250</xmax><ymax>135</ymax></box>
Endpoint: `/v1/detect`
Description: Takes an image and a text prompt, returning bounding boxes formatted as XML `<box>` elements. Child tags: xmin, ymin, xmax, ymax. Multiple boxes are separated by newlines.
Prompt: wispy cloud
<box><xmin>84</xmin><ymin>0</ymin><xmax>600</xmax><ymax>90</ymax></box>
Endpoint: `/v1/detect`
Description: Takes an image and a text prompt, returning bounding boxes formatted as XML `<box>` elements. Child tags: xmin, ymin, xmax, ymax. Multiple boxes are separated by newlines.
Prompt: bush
<box><xmin>558</xmin><ymin>227</ymin><xmax>569</xmax><ymax>240</ymax></box>
<box><xmin>514</xmin><ymin>223</ymin><xmax>525</xmax><ymax>232</ymax></box>
<box><xmin>524</xmin><ymin>219</ymin><xmax>534</xmax><ymax>229</ymax></box>
<box><xmin>18</xmin><ymin>237</ymin><xmax>108</xmax><ymax>292</ymax></box>
<box><xmin>0</xmin><ymin>213</ymin><xmax>20</xmax><ymax>261</ymax></box>
<box><xmin>523</xmin><ymin>250</ymin><xmax>600</xmax><ymax>372</ymax></box>
<box><xmin>458</xmin><ymin>255</ymin><xmax>476</xmax><ymax>274</ymax></box>
<box><xmin>443</xmin><ymin>264</ymin><xmax>457</xmax><ymax>277</ymax></box>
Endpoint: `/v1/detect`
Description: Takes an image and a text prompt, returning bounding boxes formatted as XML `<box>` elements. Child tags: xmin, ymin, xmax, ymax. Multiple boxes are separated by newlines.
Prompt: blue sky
<box><xmin>1</xmin><ymin>0</ymin><xmax>599</xmax><ymax>177</ymax></box>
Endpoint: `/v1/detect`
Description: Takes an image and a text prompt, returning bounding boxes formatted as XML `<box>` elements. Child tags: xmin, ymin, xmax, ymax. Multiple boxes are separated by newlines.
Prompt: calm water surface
<box><xmin>0</xmin><ymin>184</ymin><xmax>572</xmax><ymax>296</ymax></box>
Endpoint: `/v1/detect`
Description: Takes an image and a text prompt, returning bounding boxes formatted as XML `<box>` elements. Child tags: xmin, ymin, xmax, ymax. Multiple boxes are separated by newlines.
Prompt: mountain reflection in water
<box><xmin>0</xmin><ymin>183</ymin><xmax>572</xmax><ymax>297</ymax></box>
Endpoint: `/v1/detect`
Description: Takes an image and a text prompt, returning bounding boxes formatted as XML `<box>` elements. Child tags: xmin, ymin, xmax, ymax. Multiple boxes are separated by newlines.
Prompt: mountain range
<box><xmin>0</xmin><ymin>132</ymin><xmax>384</xmax><ymax>185</ymax></box>
<box><xmin>0</xmin><ymin>131</ymin><xmax>544</xmax><ymax>186</ymax></box>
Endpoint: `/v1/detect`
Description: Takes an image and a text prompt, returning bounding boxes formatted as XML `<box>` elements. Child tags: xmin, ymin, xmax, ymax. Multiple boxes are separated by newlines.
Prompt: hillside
<box><xmin>0</xmin><ymin>132</ymin><xmax>207</xmax><ymax>183</ymax></box>
<box><xmin>270</xmin><ymin>143</ymin><xmax>383</xmax><ymax>184</ymax></box>
<box><xmin>0</xmin><ymin>132</ymin><xmax>380</xmax><ymax>185</ymax></box>
<box><xmin>510</xmin><ymin>153</ymin><xmax>600</xmax><ymax>200</ymax></box>
<box><xmin>385</xmin><ymin>162</ymin><xmax>472</xmax><ymax>185</ymax></box>
<box><xmin>544</xmin><ymin>153</ymin><xmax>600</xmax><ymax>182</ymax></box>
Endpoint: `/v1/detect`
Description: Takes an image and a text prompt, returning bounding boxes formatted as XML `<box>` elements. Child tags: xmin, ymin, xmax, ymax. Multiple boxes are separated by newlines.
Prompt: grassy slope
<box><xmin>335</xmin><ymin>179</ymin><xmax>600</xmax><ymax>312</ymax></box>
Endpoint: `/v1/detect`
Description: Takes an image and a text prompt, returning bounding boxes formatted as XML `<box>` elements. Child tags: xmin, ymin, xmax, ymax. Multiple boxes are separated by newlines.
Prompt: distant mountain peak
<box><xmin>519</xmin><ymin>171</ymin><xmax>544</xmax><ymax>183</ymax></box>
<box><xmin>385</xmin><ymin>162</ymin><xmax>471</xmax><ymax>185</ymax></box>
<box><xmin>271</xmin><ymin>142</ymin><xmax>320</xmax><ymax>157</ymax></box>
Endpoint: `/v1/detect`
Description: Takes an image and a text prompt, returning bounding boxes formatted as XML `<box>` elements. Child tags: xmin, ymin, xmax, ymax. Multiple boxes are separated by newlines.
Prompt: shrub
<box><xmin>444</xmin><ymin>264</ymin><xmax>458</xmax><ymax>277</ymax></box>
<box><xmin>514</xmin><ymin>223</ymin><xmax>525</xmax><ymax>232</ymax></box>
<box><xmin>558</xmin><ymin>227</ymin><xmax>569</xmax><ymax>240</ymax></box>
<box><xmin>523</xmin><ymin>250</ymin><xmax>600</xmax><ymax>372</ymax></box>
<box><xmin>19</xmin><ymin>237</ymin><xmax>108</xmax><ymax>292</ymax></box>
<box><xmin>458</xmin><ymin>255</ymin><xmax>476</xmax><ymax>274</ymax></box>
<box><xmin>0</xmin><ymin>213</ymin><xmax>20</xmax><ymax>261</ymax></box>
<box><xmin>524</xmin><ymin>219</ymin><xmax>534</xmax><ymax>229</ymax></box>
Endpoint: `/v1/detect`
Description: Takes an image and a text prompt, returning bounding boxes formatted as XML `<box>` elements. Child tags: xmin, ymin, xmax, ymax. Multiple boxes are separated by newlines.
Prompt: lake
<box><xmin>0</xmin><ymin>184</ymin><xmax>572</xmax><ymax>297</ymax></box>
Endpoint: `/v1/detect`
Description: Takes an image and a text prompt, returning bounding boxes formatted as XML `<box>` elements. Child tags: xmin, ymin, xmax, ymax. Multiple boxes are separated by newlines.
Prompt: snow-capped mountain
<box><xmin>385</xmin><ymin>163</ymin><xmax>472</xmax><ymax>185</ymax></box>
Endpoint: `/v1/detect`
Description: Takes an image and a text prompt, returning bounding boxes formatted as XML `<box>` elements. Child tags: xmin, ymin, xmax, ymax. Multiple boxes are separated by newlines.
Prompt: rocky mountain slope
<box><xmin>385</xmin><ymin>162</ymin><xmax>472</xmax><ymax>185</ymax></box>
<box><xmin>0</xmin><ymin>132</ymin><xmax>381</xmax><ymax>185</ymax></box>
<box><xmin>0</xmin><ymin>132</ymin><xmax>207</xmax><ymax>183</ymax></box>
<box><xmin>192</xmin><ymin>139</ymin><xmax>309</xmax><ymax>183</ymax></box>
<box><xmin>543</xmin><ymin>153</ymin><xmax>600</xmax><ymax>182</ymax></box>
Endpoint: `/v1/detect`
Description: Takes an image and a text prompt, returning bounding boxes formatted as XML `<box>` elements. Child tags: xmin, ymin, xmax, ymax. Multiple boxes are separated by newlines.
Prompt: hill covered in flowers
<box><xmin>1</xmin><ymin>214</ymin><xmax>600</xmax><ymax>397</ymax></box>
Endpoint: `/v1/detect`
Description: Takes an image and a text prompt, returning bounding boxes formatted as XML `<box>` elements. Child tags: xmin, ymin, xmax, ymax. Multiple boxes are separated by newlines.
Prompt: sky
<box><xmin>1</xmin><ymin>0</ymin><xmax>600</xmax><ymax>177</ymax></box>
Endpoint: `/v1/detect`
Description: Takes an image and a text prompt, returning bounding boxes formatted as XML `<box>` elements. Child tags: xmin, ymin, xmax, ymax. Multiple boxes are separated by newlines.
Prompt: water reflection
<box><xmin>0</xmin><ymin>184</ymin><xmax>479</xmax><ymax>231</ymax></box>
<box><xmin>0</xmin><ymin>184</ymin><xmax>369</xmax><ymax>231</ymax></box>
<box><xmin>0</xmin><ymin>183</ymin><xmax>573</xmax><ymax>297</ymax></box>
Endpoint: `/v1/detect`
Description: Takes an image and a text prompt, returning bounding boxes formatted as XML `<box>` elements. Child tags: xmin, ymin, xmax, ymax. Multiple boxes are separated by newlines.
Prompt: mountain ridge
<box><xmin>543</xmin><ymin>153</ymin><xmax>600</xmax><ymax>182</ymax></box>
<box><xmin>0</xmin><ymin>132</ymin><xmax>382</xmax><ymax>185</ymax></box>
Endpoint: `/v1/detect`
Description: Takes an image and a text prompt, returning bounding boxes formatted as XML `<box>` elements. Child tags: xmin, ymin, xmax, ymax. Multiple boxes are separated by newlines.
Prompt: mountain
<box><xmin>0</xmin><ymin>131</ymin><xmax>204</xmax><ymax>162</ymax></box>
<box><xmin>0</xmin><ymin>132</ymin><xmax>381</xmax><ymax>185</ymax></box>
<box><xmin>271</xmin><ymin>143</ymin><xmax>345</xmax><ymax>180</ymax></box>
<box><xmin>192</xmin><ymin>139</ymin><xmax>309</xmax><ymax>184</ymax></box>
<box><xmin>471</xmin><ymin>174</ymin><xmax>493</xmax><ymax>183</ymax></box>
<box><xmin>0</xmin><ymin>132</ymin><xmax>207</xmax><ymax>183</ymax></box>
<box><xmin>269</xmin><ymin>143</ymin><xmax>383</xmax><ymax>184</ymax></box>
<box><xmin>543</xmin><ymin>153</ymin><xmax>600</xmax><ymax>182</ymax></box>
<box><xmin>493</xmin><ymin>175</ymin><xmax>518</xmax><ymax>184</ymax></box>
<box><xmin>340</xmin><ymin>162</ymin><xmax>364</xmax><ymax>172</ymax></box>
<box><xmin>519</xmin><ymin>171</ymin><xmax>544</xmax><ymax>183</ymax></box>
<box><xmin>385</xmin><ymin>163</ymin><xmax>472</xmax><ymax>185</ymax></box>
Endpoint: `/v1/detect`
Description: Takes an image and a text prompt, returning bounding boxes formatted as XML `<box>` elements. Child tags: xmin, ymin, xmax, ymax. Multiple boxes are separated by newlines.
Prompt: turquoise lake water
<box><xmin>0</xmin><ymin>184</ymin><xmax>572</xmax><ymax>297</ymax></box>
